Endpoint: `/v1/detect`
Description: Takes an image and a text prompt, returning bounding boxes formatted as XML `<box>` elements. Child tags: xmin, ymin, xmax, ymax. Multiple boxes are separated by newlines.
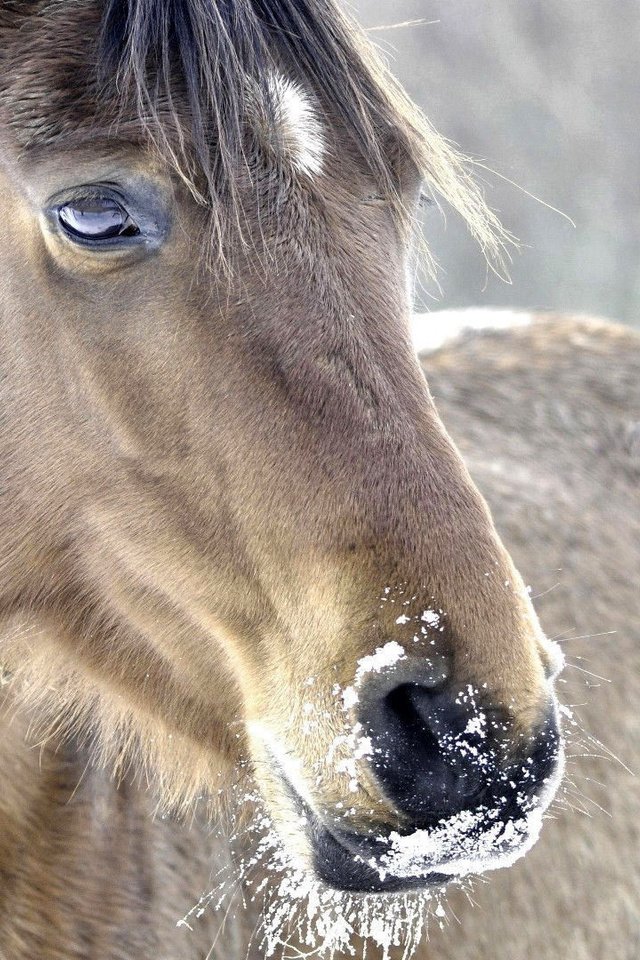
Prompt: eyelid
<box><xmin>56</xmin><ymin>182</ymin><xmax>128</xmax><ymax>206</ymax></box>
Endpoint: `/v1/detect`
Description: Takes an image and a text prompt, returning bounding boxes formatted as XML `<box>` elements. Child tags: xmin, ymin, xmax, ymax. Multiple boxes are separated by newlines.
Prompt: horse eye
<box><xmin>58</xmin><ymin>195</ymin><xmax>140</xmax><ymax>241</ymax></box>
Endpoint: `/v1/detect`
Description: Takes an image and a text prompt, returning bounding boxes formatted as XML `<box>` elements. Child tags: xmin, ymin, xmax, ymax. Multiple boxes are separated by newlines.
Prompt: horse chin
<box><xmin>256</xmin><ymin>756</ymin><xmax>449</xmax><ymax>895</ymax></box>
<box><xmin>259</xmin><ymin>750</ymin><xmax>564</xmax><ymax>897</ymax></box>
<box><xmin>300</xmin><ymin>800</ymin><xmax>454</xmax><ymax>895</ymax></box>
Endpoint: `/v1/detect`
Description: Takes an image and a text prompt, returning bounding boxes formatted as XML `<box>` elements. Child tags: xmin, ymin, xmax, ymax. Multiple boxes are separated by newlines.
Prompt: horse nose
<box><xmin>359</xmin><ymin>679</ymin><xmax>492</xmax><ymax>819</ymax></box>
<box><xmin>358</xmin><ymin>670</ymin><xmax>561</xmax><ymax>822</ymax></box>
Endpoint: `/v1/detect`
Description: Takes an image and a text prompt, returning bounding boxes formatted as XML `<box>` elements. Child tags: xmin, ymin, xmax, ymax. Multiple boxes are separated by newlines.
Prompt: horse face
<box><xmin>0</xmin><ymin>3</ymin><xmax>563</xmax><ymax>892</ymax></box>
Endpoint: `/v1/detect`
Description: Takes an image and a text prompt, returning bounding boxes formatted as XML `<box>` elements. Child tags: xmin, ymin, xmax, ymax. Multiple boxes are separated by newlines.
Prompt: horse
<box><xmin>2</xmin><ymin>310</ymin><xmax>637</xmax><ymax>960</ymax></box>
<box><xmin>0</xmin><ymin>0</ymin><xmax>626</xmax><ymax>957</ymax></box>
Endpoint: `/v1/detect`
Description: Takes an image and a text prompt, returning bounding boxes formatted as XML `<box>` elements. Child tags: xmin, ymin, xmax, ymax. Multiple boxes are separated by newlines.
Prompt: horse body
<box><xmin>422</xmin><ymin>313</ymin><xmax>640</xmax><ymax>960</ymax></box>
<box><xmin>0</xmin><ymin>705</ymin><xmax>222</xmax><ymax>960</ymax></box>
<box><xmin>1</xmin><ymin>312</ymin><xmax>637</xmax><ymax>959</ymax></box>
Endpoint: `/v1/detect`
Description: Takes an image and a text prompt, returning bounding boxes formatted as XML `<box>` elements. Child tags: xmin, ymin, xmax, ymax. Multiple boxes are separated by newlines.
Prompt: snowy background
<box><xmin>349</xmin><ymin>0</ymin><xmax>639</xmax><ymax>328</ymax></box>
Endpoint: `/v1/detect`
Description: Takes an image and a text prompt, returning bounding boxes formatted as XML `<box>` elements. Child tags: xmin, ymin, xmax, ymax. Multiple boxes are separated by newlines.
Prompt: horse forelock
<box><xmin>0</xmin><ymin>0</ymin><xmax>509</xmax><ymax>265</ymax></box>
<box><xmin>99</xmin><ymin>0</ymin><xmax>432</xmax><ymax>250</ymax></box>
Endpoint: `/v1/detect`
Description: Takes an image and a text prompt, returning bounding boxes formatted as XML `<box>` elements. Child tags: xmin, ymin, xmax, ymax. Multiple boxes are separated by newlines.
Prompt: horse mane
<box><xmin>101</xmin><ymin>0</ymin><xmax>509</xmax><ymax>265</ymax></box>
<box><xmin>0</xmin><ymin>0</ymin><xmax>509</xmax><ymax>265</ymax></box>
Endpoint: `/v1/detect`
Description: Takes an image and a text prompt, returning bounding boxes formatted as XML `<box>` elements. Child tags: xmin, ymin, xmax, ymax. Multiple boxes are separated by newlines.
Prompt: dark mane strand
<box><xmin>101</xmin><ymin>0</ymin><xmax>399</xmax><ymax>249</ymax></box>
<box><xmin>0</xmin><ymin>0</ymin><xmax>509</xmax><ymax>267</ymax></box>
<box><xmin>100</xmin><ymin>0</ymin><xmax>510</xmax><ymax>266</ymax></box>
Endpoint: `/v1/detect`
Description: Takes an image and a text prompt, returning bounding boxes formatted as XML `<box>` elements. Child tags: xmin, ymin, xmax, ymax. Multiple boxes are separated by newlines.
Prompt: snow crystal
<box><xmin>354</xmin><ymin>640</ymin><xmax>407</xmax><ymax>682</ymax></box>
<box><xmin>463</xmin><ymin>713</ymin><xmax>487</xmax><ymax>737</ymax></box>
<box><xmin>373</xmin><ymin>802</ymin><xmax>543</xmax><ymax>882</ymax></box>
<box><xmin>420</xmin><ymin>610</ymin><xmax>441</xmax><ymax>628</ymax></box>
<box><xmin>341</xmin><ymin>685</ymin><xmax>359</xmax><ymax>710</ymax></box>
<box><xmin>181</xmin><ymin>786</ymin><xmax>449</xmax><ymax>960</ymax></box>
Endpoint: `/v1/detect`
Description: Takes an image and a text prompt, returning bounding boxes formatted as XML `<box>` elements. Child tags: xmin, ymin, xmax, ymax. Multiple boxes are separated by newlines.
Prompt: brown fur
<box><xmin>0</xmin><ymin>1</ymin><xmax>629</xmax><ymax>957</ymax></box>
<box><xmin>0</xmin><ymin>0</ymin><xmax>553</xmax><ymax>813</ymax></box>
<box><xmin>1</xmin><ymin>313</ymin><xmax>637</xmax><ymax>958</ymax></box>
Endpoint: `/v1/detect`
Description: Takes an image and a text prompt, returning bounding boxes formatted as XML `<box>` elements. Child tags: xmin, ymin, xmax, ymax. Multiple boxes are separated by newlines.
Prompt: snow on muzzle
<box><xmin>297</xmin><ymin>699</ymin><xmax>563</xmax><ymax>892</ymax></box>
<box><xmin>294</xmin><ymin>647</ymin><xmax>563</xmax><ymax>892</ymax></box>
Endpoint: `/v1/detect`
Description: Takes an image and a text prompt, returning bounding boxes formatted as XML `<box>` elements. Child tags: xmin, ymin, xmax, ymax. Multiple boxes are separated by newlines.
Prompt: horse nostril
<box><xmin>357</xmin><ymin>667</ymin><xmax>564</xmax><ymax>828</ymax></box>
<box><xmin>359</xmin><ymin>680</ymin><xmax>492</xmax><ymax>821</ymax></box>
<box><xmin>386</xmin><ymin>683</ymin><xmax>438</xmax><ymax>728</ymax></box>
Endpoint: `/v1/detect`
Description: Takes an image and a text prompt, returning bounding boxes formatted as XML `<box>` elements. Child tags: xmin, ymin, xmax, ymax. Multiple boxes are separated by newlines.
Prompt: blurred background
<box><xmin>347</xmin><ymin>0</ymin><xmax>639</xmax><ymax>327</ymax></box>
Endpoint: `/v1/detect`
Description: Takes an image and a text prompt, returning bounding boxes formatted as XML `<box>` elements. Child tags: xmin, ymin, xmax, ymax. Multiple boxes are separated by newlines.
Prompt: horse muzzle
<box><xmin>263</xmin><ymin>683</ymin><xmax>564</xmax><ymax>894</ymax></box>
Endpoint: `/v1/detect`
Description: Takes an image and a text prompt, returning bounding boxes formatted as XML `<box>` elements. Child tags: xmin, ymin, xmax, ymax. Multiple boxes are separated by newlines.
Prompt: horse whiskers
<box><xmin>562</xmin><ymin>662</ymin><xmax>612</xmax><ymax>684</ymax></box>
<box><xmin>557</xmin><ymin>632</ymin><xmax>618</xmax><ymax>644</ymax></box>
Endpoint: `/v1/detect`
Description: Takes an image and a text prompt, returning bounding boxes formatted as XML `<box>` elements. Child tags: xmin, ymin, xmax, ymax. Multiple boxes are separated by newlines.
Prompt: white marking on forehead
<box><xmin>268</xmin><ymin>73</ymin><xmax>325</xmax><ymax>178</ymax></box>
<box><xmin>411</xmin><ymin>308</ymin><xmax>534</xmax><ymax>355</ymax></box>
